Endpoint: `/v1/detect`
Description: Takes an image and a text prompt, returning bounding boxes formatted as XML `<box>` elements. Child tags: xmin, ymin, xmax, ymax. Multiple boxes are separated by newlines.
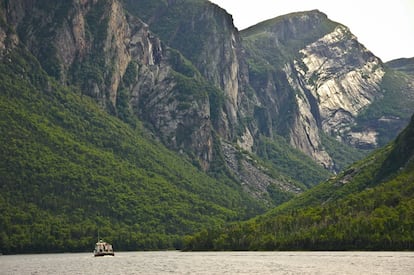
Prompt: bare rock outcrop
<box><xmin>295</xmin><ymin>25</ymin><xmax>385</xmax><ymax>147</ymax></box>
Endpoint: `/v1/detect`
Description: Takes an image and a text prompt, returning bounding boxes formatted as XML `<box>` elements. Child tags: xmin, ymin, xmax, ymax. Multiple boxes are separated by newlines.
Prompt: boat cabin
<box><xmin>94</xmin><ymin>240</ymin><xmax>114</xmax><ymax>256</ymax></box>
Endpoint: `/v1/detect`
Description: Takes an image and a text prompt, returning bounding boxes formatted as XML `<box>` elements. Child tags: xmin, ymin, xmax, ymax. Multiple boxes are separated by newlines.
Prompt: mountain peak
<box><xmin>241</xmin><ymin>9</ymin><xmax>340</xmax><ymax>52</ymax></box>
<box><xmin>242</xmin><ymin>9</ymin><xmax>331</xmax><ymax>32</ymax></box>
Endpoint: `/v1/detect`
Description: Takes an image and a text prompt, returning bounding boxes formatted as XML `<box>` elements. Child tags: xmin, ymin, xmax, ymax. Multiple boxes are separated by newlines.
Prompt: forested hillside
<box><xmin>0</xmin><ymin>44</ymin><xmax>266</xmax><ymax>253</ymax></box>
<box><xmin>184</xmin><ymin>115</ymin><xmax>414</xmax><ymax>250</ymax></box>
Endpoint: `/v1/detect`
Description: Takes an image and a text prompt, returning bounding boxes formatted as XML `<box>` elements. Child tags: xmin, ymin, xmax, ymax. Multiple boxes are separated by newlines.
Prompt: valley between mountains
<box><xmin>0</xmin><ymin>0</ymin><xmax>413</xmax><ymax>253</ymax></box>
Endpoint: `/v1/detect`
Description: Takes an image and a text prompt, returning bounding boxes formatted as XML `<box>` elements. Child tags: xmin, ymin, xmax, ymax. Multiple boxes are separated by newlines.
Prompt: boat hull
<box><xmin>94</xmin><ymin>252</ymin><xmax>115</xmax><ymax>257</ymax></box>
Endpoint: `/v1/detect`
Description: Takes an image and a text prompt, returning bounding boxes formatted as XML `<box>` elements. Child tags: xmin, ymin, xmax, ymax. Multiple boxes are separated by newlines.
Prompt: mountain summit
<box><xmin>242</xmin><ymin>10</ymin><xmax>414</xmax><ymax>170</ymax></box>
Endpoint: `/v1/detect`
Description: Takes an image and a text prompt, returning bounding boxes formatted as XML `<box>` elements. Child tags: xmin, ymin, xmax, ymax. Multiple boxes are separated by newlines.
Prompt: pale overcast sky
<box><xmin>209</xmin><ymin>0</ymin><xmax>414</xmax><ymax>62</ymax></box>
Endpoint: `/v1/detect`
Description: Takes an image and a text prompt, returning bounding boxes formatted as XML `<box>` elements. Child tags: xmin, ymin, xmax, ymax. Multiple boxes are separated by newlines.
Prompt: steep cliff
<box><xmin>294</xmin><ymin>24</ymin><xmax>385</xmax><ymax>148</ymax></box>
<box><xmin>3</xmin><ymin>0</ymin><xmax>312</xmax><ymax>205</ymax></box>
<box><xmin>242</xmin><ymin>10</ymin><xmax>414</xmax><ymax>170</ymax></box>
<box><xmin>123</xmin><ymin>0</ymin><xmax>256</xmax><ymax>144</ymax></box>
<box><xmin>242</xmin><ymin>11</ymin><xmax>345</xmax><ymax>169</ymax></box>
<box><xmin>3</xmin><ymin>0</ymin><xmax>217</xmax><ymax>169</ymax></box>
<box><xmin>121</xmin><ymin>0</ymin><xmax>315</xmax><ymax>196</ymax></box>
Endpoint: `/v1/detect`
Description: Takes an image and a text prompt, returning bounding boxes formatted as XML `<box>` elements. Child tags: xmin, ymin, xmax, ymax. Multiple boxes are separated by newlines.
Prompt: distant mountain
<box><xmin>1</xmin><ymin>0</ymin><xmax>413</xmax><ymax>253</ymax></box>
<box><xmin>184</xmin><ymin>114</ymin><xmax>414</xmax><ymax>250</ymax></box>
<box><xmin>386</xmin><ymin>57</ymin><xmax>414</xmax><ymax>76</ymax></box>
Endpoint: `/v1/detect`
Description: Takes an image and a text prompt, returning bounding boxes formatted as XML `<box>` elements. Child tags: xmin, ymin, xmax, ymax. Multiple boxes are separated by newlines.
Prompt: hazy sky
<box><xmin>209</xmin><ymin>0</ymin><xmax>414</xmax><ymax>62</ymax></box>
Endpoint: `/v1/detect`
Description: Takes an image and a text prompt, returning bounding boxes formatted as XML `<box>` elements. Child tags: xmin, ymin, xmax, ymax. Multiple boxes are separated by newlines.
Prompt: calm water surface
<box><xmin>1</xmin><ymin>251</ymin><xmax>414</xmax><ymax>274</ymax></box>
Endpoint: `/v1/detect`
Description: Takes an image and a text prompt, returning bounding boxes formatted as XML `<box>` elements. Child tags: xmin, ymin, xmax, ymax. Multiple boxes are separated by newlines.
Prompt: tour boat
<box><xmin>94</xmin><ymin>239</ymin><xmax>115</xmax><ymax>256</ymax></box>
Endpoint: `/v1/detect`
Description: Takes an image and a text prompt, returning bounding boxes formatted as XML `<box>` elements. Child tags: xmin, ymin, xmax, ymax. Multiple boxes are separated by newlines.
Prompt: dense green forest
<box><xmin>183</xmin><ymin>115</ymin><xmax>414</xmax><ymax>250</ymax></box>
<box><xmin>0</xmin><ymin>45</ymin><xmax>266</xmax><ymax>254</ymax></box>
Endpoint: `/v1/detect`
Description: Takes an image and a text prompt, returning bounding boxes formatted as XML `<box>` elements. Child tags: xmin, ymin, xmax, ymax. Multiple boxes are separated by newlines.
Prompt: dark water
<box><xmin>1</xmin><ymin>251</ymin><xmax>414</xmax><ymax>274</ymax></box>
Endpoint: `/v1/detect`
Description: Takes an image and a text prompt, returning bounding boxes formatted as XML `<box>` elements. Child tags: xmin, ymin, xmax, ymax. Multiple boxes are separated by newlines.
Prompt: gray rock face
<box><xmin>241</xmin><ymin>11</ymin><xmax>343</xmax><ymax>169</ymax></box>
<box><xmin>282</xmin><ymin>63</ymin><xmax>334</xmax><ymax>169</ymax></box>
<box><xmin>111</xmin><ymin>6</ymin><xmax>214</xmax><ymax>170</ymax></box>
<box><xmin>4</xmin><ymin>0</ymin><xmax>214</xmax><ymax>169</ymax></box>
<box><xmin>140</xmin><ymin>1</ymin><xmax>256</xmax><ymax>145</ymax></box>
<box><xmin>221</xmin><ymin>142</ymin><xmax>301</xmax><ymax>205</ymax></box>
<box><xmin>241</xmin><ymin>10</ymin><xmax>414</xmax><ymax>171</ymax></box>
<box><xmin>294</xmin><ymin>25</ymin><xmax>385</xmax><ymax>147</ymax></box>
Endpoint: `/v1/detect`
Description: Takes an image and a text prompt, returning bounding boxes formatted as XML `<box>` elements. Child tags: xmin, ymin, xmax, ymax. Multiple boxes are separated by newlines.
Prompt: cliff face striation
<box><xmin>294</xmin><ymin>25</ymin><xmax>385</xmax><ymax>147</ymax></box>
<box><xmin>242</xmin><ymin>10</ymin><xmax>414</xmax><ymax>170</ymax></box>
<box><xmin>123</xmin><ymin>0</ymin><xmax>256</xmax><ymax>145</ymax></box>
<box><xmin>4</xmin><ymin>0</ymin><xmax>216</xmax><ymax>170</ymax></box>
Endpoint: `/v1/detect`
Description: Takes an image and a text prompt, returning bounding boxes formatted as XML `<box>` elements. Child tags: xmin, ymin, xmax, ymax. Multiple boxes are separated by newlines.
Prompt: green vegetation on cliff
<box><xmin>356</xmin><ymin>68</ymin><xmax>414</xmax><ymax>147</ymax></box>
<box><xmin>241</xmin><ymin>10</ymin><xmax>338</xmax><ymax>64</ymax></box>
<box><xmin>256</xmin><ymin>136</ymin><xmax>331</xmax><ymax>188</ymax></box>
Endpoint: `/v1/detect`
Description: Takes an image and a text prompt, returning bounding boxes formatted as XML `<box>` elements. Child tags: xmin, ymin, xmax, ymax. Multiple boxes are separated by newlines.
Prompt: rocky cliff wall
<box><xmin>242</xmin><ymin>11</ymin><xmax>340</xmax><ymax>169</ymax></box>
<box><xmin>125</xmin><ymin>0</ymin><xmax>258</xmax><ymax>148</ymax></box>
<box><xmin>295</xmin><ymin>25</ymin><xmax>385</xmax><ymax>148</ymax></box>
<box><xmin>241</xmin><ymin>10</ymin><xmax>414</xmax><ymax>171</ymax></box>
<box><xmin>283</xmin><ymin>63</ymin><xmax>334</xmax><ymax>169</ymax></box>
<box><xmin>4</xmin><ymin>0</ymin><xmax>214</xmax><ymax>169</ymax></box>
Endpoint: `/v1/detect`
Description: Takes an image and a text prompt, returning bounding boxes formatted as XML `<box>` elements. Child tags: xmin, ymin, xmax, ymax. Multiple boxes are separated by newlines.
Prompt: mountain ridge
<box><xmin>386</xmin><ymin>57</ymin><xmax>414</xmax><ymax>76</ymax></box>
<box><xmin>241</xmin><ymin>9</ymin><xmax>414</xmax><ymax>171</ymax></box>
